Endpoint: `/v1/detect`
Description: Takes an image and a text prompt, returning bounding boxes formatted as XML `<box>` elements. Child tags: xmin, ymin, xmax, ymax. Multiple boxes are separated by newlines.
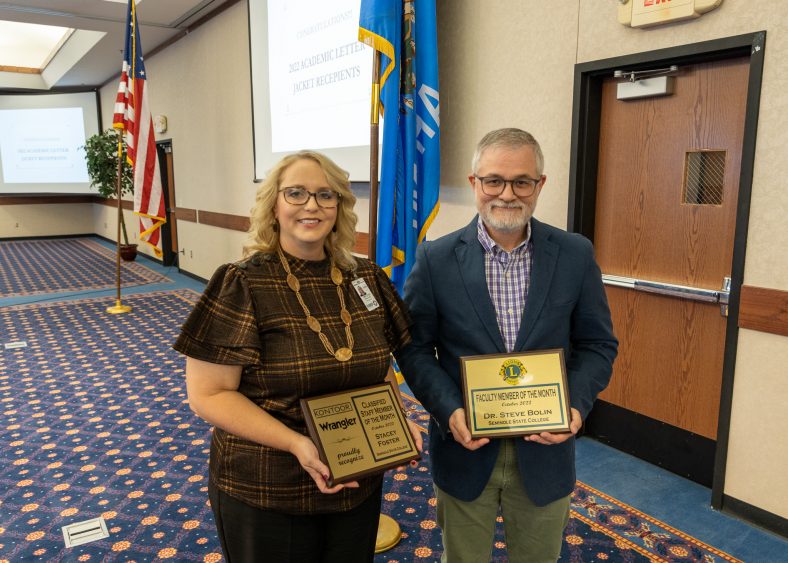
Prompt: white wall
<box><xmin>431</xmin><ymin>0</ymin><xmax>580</xmax><ymax>237</ymax></box>
<box><xmin>1</xmin><ymin>203</ymin><xmax>93</xmax><ymax>238</ymax></box>
<box><xmin>93</xmin><ymin>202</ymin><xmax>139</xmax><ymax>247</ymax></box>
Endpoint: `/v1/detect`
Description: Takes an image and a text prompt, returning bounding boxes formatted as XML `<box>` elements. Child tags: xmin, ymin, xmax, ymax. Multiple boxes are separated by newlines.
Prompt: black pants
<box><xmin>208</xmin><ymin>480</ymin><xmax>382</xmax><ymax>563</ymax></box>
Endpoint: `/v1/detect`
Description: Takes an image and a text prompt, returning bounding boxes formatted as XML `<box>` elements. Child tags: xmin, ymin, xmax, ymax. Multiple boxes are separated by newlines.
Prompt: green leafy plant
<box><xmin>82</xmin><ymin>129</ymin><xmax>134</xmax><ymax>244</ymax></box>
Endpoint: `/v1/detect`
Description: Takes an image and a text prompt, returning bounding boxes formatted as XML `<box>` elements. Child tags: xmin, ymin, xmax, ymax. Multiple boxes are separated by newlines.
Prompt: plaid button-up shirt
<box><xmin>477</xmin><ymin>220</ymin><xmax>533</xmax><ymax>352</ymax></box>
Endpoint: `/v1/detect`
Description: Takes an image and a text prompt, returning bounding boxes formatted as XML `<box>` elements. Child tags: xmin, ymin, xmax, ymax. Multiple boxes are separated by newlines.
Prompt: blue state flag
<box><xmin>359</xmin><ymin>0</ymin><xmax>440</xmax><ymax>293</ymax></box>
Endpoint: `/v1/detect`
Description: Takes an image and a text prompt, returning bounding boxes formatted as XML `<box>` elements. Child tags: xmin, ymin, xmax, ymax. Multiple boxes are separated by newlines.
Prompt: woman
<box><xmin>174</xmin><ymin>151</ymin><xmax>420</xmax><ymax>562</ymax></box>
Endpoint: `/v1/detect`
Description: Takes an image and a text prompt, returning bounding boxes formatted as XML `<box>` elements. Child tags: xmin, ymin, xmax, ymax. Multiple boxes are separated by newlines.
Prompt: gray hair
<box><xmin>471</xmin><ymin>128</ymin><xmax>544</xmax><ymax>176</ymax></box>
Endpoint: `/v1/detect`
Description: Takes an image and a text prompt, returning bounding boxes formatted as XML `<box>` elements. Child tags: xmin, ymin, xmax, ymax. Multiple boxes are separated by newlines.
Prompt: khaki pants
<box><xmin>435</xmin><ymin>439</ymin><xmax>570</xmax><ymax>563</ymax></box>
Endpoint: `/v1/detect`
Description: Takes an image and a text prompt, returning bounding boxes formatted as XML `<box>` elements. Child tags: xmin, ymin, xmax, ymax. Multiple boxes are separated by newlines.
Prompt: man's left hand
<box><xmin>407</xmin><ymin>418</ymin><xmax>424</xmax><ymax>452</ymax></box>
<box><xmin>524</xmin><ymin>408</ymin><xmax>582</xmax><ymax>445</ymax></box>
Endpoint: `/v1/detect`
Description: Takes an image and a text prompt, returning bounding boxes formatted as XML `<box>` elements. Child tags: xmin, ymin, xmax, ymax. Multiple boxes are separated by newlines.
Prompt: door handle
<box><xmin>602</xmin><ymin>274</ymin><xmax>731</xmax><ymax>317</ymax></box>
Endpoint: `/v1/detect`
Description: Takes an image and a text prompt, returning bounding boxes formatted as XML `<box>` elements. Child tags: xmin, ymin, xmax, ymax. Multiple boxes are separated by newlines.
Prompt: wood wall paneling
<box><xmin>97</xmin><ymin>197</ymin><xmax>133</xmax><ymax>210</ymax></box>
<box><xmin>354</xmin><ymin>232</ymin><xmax>369</xmax><ymax>255</ymax></box>
<box><xmin>197</xmin><ymin>210</ymin><xmax>250</xmax><ymax>232</ymax></box>
<box><xmin>739</xmin><ymin>285</ymin><xmax>788</xmax><ymax>338</ymax></box>
<box><xmin>174</xmin><ymin>207</ymin><xmax>198</xmax><ymax>223</ymax></box>
<box><xmin>1</xmin><ymin>196</ymin><xmax>370</xmax><ymax>254</ymax></box>
<box><xmin>0</xmin><ymin>196</ymin><xmax>96</xmax><ymax>205</ymax></box>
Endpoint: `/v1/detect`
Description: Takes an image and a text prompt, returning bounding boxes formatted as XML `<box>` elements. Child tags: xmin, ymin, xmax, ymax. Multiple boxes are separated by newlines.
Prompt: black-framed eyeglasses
<box><xmin>474</xmin><ymin>175</ymin><xmax>542</xmax><ymax>197</ymax></box>
<box><xmin>279</xmin><ymin>186</ymin><xmax>341</xmax><ymax>208</ymax></box>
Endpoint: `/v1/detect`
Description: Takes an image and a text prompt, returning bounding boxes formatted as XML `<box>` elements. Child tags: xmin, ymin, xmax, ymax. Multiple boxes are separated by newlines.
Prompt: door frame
<box><xmin>567</xmin><ymin>32</ymin><xmax>766</xmax><ymax>510</ymax></box>
<box><xmin>156</xmin><ymin>139</ymin><xmax>178</xmax><ymax>267</ymax></box>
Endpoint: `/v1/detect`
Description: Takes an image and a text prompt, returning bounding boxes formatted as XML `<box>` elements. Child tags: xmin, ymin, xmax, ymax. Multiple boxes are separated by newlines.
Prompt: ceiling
<box><xmin>0</xmin><ymin>0</ymin><xmax>236</xmax><ymax>91</ymax></box>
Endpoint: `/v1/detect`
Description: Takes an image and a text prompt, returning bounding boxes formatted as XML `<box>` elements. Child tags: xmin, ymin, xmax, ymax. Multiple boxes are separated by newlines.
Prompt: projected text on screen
<box><xmin>0</xmin><ymin>107</ymin><xmax>90</xmax><ymax>184</ymax></box>
<box><xmin>268</xmin><ymin>0</ymin><xmax>373</xmax><ymax>153</ymax></box>
<box><xmin>0</xmin><ymin>91</ymin><xmax>100</xmax><ymax>195</ymax></box>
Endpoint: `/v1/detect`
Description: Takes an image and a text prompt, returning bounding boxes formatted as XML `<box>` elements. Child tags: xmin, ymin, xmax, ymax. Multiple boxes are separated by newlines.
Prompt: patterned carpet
<box><xmin>0</xmin><ymin>290</ymin><xmax>741</xmax><ymax>562</ymax></box>
<box><xmin>0</xmin><ymin>238</ymin><xmax>168</xmax><ymax>298</ymax></box>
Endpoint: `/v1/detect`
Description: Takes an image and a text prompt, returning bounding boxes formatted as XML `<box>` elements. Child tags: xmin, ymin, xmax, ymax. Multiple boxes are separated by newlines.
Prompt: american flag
<box><xmin>113</xmin><ymin>0</ymin><xmax>165</xmax><ymax>258</ymax></box>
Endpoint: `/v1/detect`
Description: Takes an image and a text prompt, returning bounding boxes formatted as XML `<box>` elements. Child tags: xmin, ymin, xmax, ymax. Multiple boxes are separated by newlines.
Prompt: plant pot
<box><xmin>120</xmin><ymin>243</ymin><xmax>138</xmax><ymax>262</ymax></box>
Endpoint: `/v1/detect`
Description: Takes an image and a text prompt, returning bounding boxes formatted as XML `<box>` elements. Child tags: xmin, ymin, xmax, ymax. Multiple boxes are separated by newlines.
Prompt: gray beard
<box><xmin>479</xmin><ymin>201</ymin><xmax>535</xmax><ymax>232</ymax></box>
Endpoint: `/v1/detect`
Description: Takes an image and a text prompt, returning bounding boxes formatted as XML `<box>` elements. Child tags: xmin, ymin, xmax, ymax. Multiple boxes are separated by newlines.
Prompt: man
<box><xmin>399</xmin><ymin>128</ymin><xmax>618</xmax><ymax>562</ymax></box>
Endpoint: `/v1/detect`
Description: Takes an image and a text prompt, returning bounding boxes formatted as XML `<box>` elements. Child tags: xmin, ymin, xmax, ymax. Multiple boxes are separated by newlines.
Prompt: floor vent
<box><xmin>62</xmin><ymin>517</ymin><xmax>109</xmax><ymax>548</ymax></box>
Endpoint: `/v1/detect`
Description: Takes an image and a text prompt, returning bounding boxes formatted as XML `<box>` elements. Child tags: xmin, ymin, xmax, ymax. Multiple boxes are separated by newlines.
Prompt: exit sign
<box><xmin>619</xmin><ymin>0</ymin><xmax>723</xmax><ymax>28</ymax></box>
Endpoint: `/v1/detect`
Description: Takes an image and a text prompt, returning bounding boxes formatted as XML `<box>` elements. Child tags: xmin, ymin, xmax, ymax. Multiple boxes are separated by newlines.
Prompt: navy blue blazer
<box><xmin>399</xmin><ymin>217</ymin><xmax>617</xmax><ymax>506</ymax></box>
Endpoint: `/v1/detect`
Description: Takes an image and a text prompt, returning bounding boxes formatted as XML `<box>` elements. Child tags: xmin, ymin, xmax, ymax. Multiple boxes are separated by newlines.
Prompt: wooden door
<box><xmin>157</xmin><ymin>142</ymin><xmax>178</xmax><ymax>267</ymax></box>
<box><xmin>591</xmin><ymin>58</ymin><xmax>749</xmax><ymax>478</ymax></box>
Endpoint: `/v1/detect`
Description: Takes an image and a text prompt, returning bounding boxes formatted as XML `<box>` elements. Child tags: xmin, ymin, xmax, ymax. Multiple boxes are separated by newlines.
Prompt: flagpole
<box><xmin>107</xmin><ymin>135</ymin><xmax>132</xmax><ymax>315</ymax></box>
<box><xmin>367</xmin><ymin>51</ymin><xmax>381</xmax><ymax>262</ymax></box>
<box><xmin>366</xmin><ymin>48</ymin><xmax>404</xmax><ymax>554</ymax></box>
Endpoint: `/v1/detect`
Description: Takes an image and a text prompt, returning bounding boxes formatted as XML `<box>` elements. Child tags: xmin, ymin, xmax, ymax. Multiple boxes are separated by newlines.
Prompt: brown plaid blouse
<box><xmin>174</xmin><ymin>251</ymin><xmax>411</xmax><ymax>515</ymax></box>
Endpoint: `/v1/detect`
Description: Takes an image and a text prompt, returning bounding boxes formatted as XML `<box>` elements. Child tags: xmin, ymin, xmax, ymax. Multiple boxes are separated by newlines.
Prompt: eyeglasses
<box><xmin>279</xmin><ymin>186</ymin><xmax>341</xmax><ymax>208</ymax></box>
<box><xmin>474</xmin><ymin>175</ymin><xmax>541</xmax><ymax>197</ymax></box>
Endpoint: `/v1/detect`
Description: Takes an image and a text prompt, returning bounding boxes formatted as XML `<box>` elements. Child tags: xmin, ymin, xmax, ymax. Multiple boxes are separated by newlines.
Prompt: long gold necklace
<box><xmin>277</xmin><ymin>247</ymin><xmax>353</xmax><ymax>362</ymax></box>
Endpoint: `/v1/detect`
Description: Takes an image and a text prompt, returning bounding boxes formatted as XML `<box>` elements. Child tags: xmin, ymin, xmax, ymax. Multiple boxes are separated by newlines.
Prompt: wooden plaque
<box><xmin>300</xmin><ymin>382</ymin><xmax>420</xmax><ymax>486</ymax></box>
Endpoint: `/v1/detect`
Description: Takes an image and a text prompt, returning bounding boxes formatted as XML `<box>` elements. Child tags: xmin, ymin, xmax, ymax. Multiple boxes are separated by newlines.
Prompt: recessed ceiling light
<box><xmin>0</xmin><ymin>20</ymin><xmax>73</xmax><ymax>71</ymax></box>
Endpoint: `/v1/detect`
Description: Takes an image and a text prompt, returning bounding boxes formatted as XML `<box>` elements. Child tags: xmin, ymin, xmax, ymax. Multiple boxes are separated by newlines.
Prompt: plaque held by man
<box><xmin>460</xmin><ymin>349</ymin><xmax>571</xmax><ymax>438</ymax></box>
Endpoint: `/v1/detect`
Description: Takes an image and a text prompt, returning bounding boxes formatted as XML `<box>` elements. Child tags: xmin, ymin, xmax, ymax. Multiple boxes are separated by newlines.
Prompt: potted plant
<box><xmin>83</xmin><ymin>128</ymin><xmax>138</xmax><ymax>261</ymax></box>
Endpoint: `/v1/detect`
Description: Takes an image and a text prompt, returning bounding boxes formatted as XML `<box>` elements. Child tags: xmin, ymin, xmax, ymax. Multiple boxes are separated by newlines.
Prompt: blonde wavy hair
<box><xmin>244</xmin><ymin>151</ymin><xmax>358</xmax><ymax>271</ymax></box>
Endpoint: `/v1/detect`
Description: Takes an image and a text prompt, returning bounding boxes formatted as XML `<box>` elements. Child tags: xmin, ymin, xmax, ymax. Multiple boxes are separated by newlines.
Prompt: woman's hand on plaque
<box><xmin>291</xmin><ymin>434</ymin><xmax>359</xmax><ymax>494</ymax></box>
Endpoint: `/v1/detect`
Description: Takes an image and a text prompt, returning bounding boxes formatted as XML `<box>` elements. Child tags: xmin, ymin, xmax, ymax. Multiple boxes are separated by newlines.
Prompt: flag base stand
<box><xmin>374</xmin><ymin>514</ymin><xmax>401</xmax><ymax>553</ymax></box>
<box><xmin>106</xmin><ymin>301</ymin><xmax>132</xmax><ymax>314</ymax></box>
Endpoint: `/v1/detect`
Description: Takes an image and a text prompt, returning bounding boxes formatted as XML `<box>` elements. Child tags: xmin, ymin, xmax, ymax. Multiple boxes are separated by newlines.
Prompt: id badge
<box><xmin>352</xmin><ymin>278</ymin><xmax>380</xmax><ymax>311</ymax></box>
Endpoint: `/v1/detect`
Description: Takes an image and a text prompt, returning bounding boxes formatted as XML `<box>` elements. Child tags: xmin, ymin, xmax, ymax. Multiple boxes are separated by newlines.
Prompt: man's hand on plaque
<box><xmin>406</xmin><ymin>418</ymin><xmax>424</xmax><ymax>453</ymax></box>
<box><xmin>449</xmin><ymin>408</ymin><xmax>491</xmax><ymax>451</ymax></box>
<box><xmin>392</xmin><ymin>418</ymin><xmax>425</xmax><ymax>471</ymax></box>
<box><xmin>524</xmin><ymin>407</ymin><xmax>582</xmax><ymax>446</ymax></box>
